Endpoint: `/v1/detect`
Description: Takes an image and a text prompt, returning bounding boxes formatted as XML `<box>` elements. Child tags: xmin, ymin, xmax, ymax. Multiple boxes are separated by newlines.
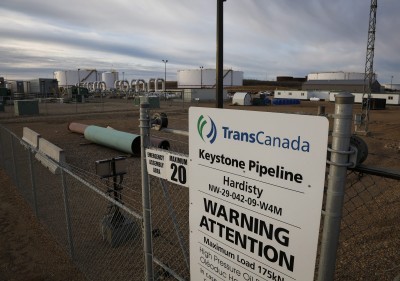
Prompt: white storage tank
<box><xmin>308</xmin><ymin>72</ymin><xmax>376</xmax><ymax>81</ymax></box>
<box><xmin>102</xmin><ymin>71</ymin><xmax>119</xmax><ymax>90</ymax></box>
<box><xmin>177</xmin><ymin>69</ymin><xmax>243</xmax><ymax>88</ymax></box>
<box><xmin>55</xmin><ymin>70</ymin><xmax>102</xmax><ymax>86</ymax></box>
<box><xmin>382</xmin><ymin>83</ymin><xmax>400</xmax><ymax>91</ymax></box>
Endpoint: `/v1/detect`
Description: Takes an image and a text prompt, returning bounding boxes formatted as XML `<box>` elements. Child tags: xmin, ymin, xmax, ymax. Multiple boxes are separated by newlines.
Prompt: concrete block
<box><xmin>38</xmin><ymin>138</ymin><xmax>65</xmax><ymax>163</ymax></box>
<box><xmin>22</xmin><ymin>127</ymin><xmax>41</xmax><ymax>148</ymax></box>
<box><xmin>35</xmin><ymin>152</ymin><xmax>60</xmax><ymax>175</ymax></box>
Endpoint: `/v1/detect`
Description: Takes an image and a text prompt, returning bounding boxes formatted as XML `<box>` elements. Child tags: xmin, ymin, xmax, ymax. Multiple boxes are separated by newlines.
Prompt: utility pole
<box><xmin>162</xmin><ymin>59</ymin><xmax>168</xmax><ymax>90</ymax></box>
<box><xmin>216</xmin><ymin>0</ymin><xmax>226</xmax><ymax>108</ymax></box>
<box><xmin>200</xmin><ymin>66</ymin><xmax>204</xmax><ymax>89</ymax></box>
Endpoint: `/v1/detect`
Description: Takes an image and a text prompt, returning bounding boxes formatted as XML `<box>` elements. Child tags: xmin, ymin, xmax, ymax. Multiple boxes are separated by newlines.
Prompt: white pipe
<box><xmin>136</xmin><ymin>79</ymin><xmax>146</xmax><ymax>92</ymax></box>
<box><xmin>99</xmin><ymin>81</ymin><xmax>106</xmax><ymax>91</ymax></box>
<box><xmin>155</xmin><ymin>78</ymin><xmax>165</xmax><ymax>92</ymax></box>
<box><xmin>114</xmin><ymin>80</ymin><xmax>121</xmax><ymax>89</ymax></box>
<box><xmin>88</xmin><ymin>82</ymin><xmax>94</xmax><ymax>91</ymax></box>
<box><xmin>147</xmin><ymin>78</ymin><xmax>156</xmax><ymax>92</ymax></box>
<box><xmin>131</xmin><ymin>79</ymin><xmax>137</xmax><ymax>91</ymax></box>
<box><xmin>120</xmin><ymin>80</ymin><xmax>130</xmax><ymax>91</ymax></box>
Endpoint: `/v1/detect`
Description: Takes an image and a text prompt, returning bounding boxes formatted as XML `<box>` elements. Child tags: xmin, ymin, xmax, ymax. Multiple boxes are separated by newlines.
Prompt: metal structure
<box><xmin>216</xmin><ymin>0</ymin><xmax>226</xmax><ymax>108</ymax></box>
<box><xmin>357</xmin><ymin>0</ymin><xmax>378</xmax><ymax>134</ymax></box>
<box><xmin>162</xmin><ymin>59</ymin><xmax>168</xmax><ymax>90</ymax></box>
<box><xmin>318</xmin><ymin>93</ymin><xmax>355</xmax><ymax>281</ymax></box>
<box><xmin>140</xmin><ymin>103</ymin><xmax>154</xmax><ymax>281</ymax></box>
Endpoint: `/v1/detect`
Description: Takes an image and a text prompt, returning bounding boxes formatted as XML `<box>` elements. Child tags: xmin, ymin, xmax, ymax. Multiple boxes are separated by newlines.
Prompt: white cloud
<box><xmin>0</xmin><ymin>0</ymin><xmax>399</xmax><ymax>83</ymax></box>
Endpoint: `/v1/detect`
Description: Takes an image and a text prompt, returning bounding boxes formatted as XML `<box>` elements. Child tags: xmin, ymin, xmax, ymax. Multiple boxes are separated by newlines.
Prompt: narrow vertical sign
<box><xmin>189</xmin><ymin>107</ymin><xmax>329</xmax><ymax>281</ymax></box>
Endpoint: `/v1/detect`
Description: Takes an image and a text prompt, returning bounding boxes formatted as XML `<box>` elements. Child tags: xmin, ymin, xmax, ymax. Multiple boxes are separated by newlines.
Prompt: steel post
<box><xmin>216</xmin><ymin>0</ymin><xmax>225</xmax><ymax>108</ymax></box>
<box><xmin>0</xmin><ymin>127</ymin><xmax>4</xmax><ymax>168</ymax></box>
<box><xmin>140</xmin><ymin>102</ymin><xmax>154</xmax><ymax>281</ymax></box>
<box><xmin>60</xmin><ymin>165</ymin><xmax>75</xmax><ymax>259</ymax></box>
<box><xmin>28</xmin><ymin>148</ymin><xmax>38</xmax><ymax>217</ymax></box>
<box><xmin>10</xmin><ymin>134</ymin><xmax>18</xmax><ymax>187</ymax></box>
<box><xmin>317</xmin><ymin>93</ymin><xmax>354</xmax><ymax>281</ymax></box>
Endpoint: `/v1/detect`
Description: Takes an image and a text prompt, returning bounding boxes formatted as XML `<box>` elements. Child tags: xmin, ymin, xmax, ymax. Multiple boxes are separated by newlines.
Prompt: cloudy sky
<box><xmin>0</xmin><ymin>0</ymin><xmax>399</xmax><ymax>83</ymax></box>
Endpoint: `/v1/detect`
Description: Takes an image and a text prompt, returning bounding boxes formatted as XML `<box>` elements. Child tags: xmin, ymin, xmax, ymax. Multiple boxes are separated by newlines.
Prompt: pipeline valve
<box><xmin>151</xmin><ymin>112</ymin><xmax>168</xmax><ymax>131</ymax></box>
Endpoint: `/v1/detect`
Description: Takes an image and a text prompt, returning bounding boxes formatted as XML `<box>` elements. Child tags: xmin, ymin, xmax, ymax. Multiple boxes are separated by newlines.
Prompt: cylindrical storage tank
<box><xmin>307</xmin><ymin>72</ymin><xmax>376</xmax><ymax>81</ymax></box>
<box><xmin>55</xmin><ymin>70</ymin><xmax>101</xmax><ymax>87</ymax></box>
<box><xmin>177</xmin><ymin>69</ymin><xmax>243</xmax><ymax>88</ymax></box>
<box><xmin>102</xmin><ymin>71</ymin><xmax>119</xmax><ymax>90</ymax></box>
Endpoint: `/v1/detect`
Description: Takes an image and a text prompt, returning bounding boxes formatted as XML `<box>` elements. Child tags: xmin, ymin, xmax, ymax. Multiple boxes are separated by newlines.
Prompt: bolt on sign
<box><xmin>189</xmin><ymin>107</ymin><xmax>329</xmax><ymax>281</ymax></box>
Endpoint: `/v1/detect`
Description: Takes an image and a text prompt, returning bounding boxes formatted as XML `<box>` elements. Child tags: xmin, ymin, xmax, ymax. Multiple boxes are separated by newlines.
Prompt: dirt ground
<box><xmin>0</xmin><ymin>169</ymin><xmax>86</xmax><ymax>281</ymax></box>
<box><xmin>0</xmin><ymin>98</ymin><xmax>399</xmax><ymax>280</ymax></box>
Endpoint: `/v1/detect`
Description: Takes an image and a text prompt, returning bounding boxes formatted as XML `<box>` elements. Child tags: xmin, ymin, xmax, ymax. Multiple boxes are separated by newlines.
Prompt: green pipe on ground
<box><xmin>84</xmin><ymin>125</ymin><xmax>141</xmax><ymax>155</ymax></box>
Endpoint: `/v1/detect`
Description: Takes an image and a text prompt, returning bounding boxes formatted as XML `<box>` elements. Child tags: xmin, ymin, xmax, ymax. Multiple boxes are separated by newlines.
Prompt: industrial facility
<box><xmin>1</xmin><ymin>68</ymin><xmax>399</xmax><ymax>106</ymax></box>
<box><xmin>177</xmin><ymin>69</ymin><xmax>243</xmax><ymax>88</ymax></box>
<box><xmin>302</xmin><ymin>71</ymin><xmax>382</xmax><ymax>92</ymax></box>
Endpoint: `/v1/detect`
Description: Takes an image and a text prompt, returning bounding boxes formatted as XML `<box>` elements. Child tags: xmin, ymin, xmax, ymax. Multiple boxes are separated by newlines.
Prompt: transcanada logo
<box><xmin>221</xmin><ymin>126</ymin><xmax>311</xmax><ymax>152</ymax></box>
<box><xmin>197</xmin><ymin>115</ymin><xmax>217</xmax><ymax>144</ymax></box>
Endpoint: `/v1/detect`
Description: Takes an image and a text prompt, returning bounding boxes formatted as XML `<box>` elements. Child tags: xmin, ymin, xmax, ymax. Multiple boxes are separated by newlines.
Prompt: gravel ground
<box><xmin>0</xmin><ymin>98</ymin><xmax>399</xmax><ymax>280</ymax></box>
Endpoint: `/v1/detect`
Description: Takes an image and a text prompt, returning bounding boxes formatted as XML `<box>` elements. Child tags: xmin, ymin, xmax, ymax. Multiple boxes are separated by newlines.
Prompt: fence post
<box><xmin>317</xmin><ymin>92</ymin><xmax>354</xmax><ymax>281</ymax></box>
<box><xmin>0</xmin><ymin>128</ymin><xmax>3</xmax><ymax>167</ymax></box>
<box><xmin>60</xmin><ymin>165</ymin><xmax>75</xmax><ymax>259</ymax></box>
<box><xmin>10</xmin><ymin>134</ymin><xmax>19</xmax><ymax>187</ymax></box>
<box><xmin>27</xmin><ymin>148</ymin><xmax>39</xmax><ymax>217</ymax></box>
<box><xmin>140</xmin><ymin>102</ymin><xmax>154</xmax><ymax>281</ymax></box>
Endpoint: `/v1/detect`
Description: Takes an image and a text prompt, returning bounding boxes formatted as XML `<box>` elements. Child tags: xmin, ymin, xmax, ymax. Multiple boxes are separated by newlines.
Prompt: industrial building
<box><xmin>177</xmin><ymin>69</ymin><xmax>243</xmax><ymax>89</ymax></box>
<box><xmin>330</xmin><ymin>92</ymin><xmax>400</xmax><ymax>105</ymax></box>
<box><xmin>28</xmin><ymin>78</ymin><xmax>59</xmax><ymax>98</ymax></box>
<box><xmin>303</xmin><ymin>80</ymin><xmax>381</xmax><ymax>93</ymax></box>
<box><xmin>274</xmin><ymin>90</ymin><xmax>330</xmax><ymax>100</ymax></box>
<box><xmin>2</xmin><ymin>78</ymin><xmax>58</xmax><ymax>98</ymax></box>
<box><xmin>182</xmin><ymin>88</ymin><xmax>228</xmax><ymax>102</ymax></box>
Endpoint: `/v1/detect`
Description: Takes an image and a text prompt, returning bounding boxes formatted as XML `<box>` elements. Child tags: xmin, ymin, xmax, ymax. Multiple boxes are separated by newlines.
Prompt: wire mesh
<box><xmin>150</xmin><ymin>177</ymin><xmax>190</xmax><ymax>280</ymax></box>
<box><xmin>334</xmin><ymin>170</ymin><xmax>400</xmax><ymax>281</ymax></box>
<box><xmin>63</xmin><ymin>170</ymin><xmax>144</xmax><ymax>281</ymax></box>
<box><xmin>32</xmin><ymin>152</ymin><xmax>70</xmax><ymax>251</ymax></box>
<box><xmin>148</xmin><ymin>115</ymin><xmax>190</xmax><ymax>280</ymax></box>
<box><xmin>0</xmin><ymin>127</ymin><xmax>15</xmax><ymax>180</ymax></box>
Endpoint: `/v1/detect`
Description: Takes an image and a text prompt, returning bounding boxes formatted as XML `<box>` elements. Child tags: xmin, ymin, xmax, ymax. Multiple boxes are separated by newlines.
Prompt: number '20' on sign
<box><xmin>170</xmin><ymin>163</ymin><xmax>187</xmax><ymax>185</ymax></box>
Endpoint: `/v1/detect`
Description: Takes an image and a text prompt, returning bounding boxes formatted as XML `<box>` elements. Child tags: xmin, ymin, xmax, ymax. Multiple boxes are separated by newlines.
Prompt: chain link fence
<box><xmin>0</xmin><ymin>126</ymin><xmax>145</xmax><ymax>281</ymax></box>
<box><xmin>0</xmin><ymin>103</ymin><xmax>399</xmax><ymax>281</ymax></box>
<box><xmin>335</xmin><ymin>169</ymin><xmax>400</xmax><ymax>281</ymax></box>
<box><xmin>147</xmin><ymin>112</ymin><xmax>190</xmax><ymax>280</ymax></box>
